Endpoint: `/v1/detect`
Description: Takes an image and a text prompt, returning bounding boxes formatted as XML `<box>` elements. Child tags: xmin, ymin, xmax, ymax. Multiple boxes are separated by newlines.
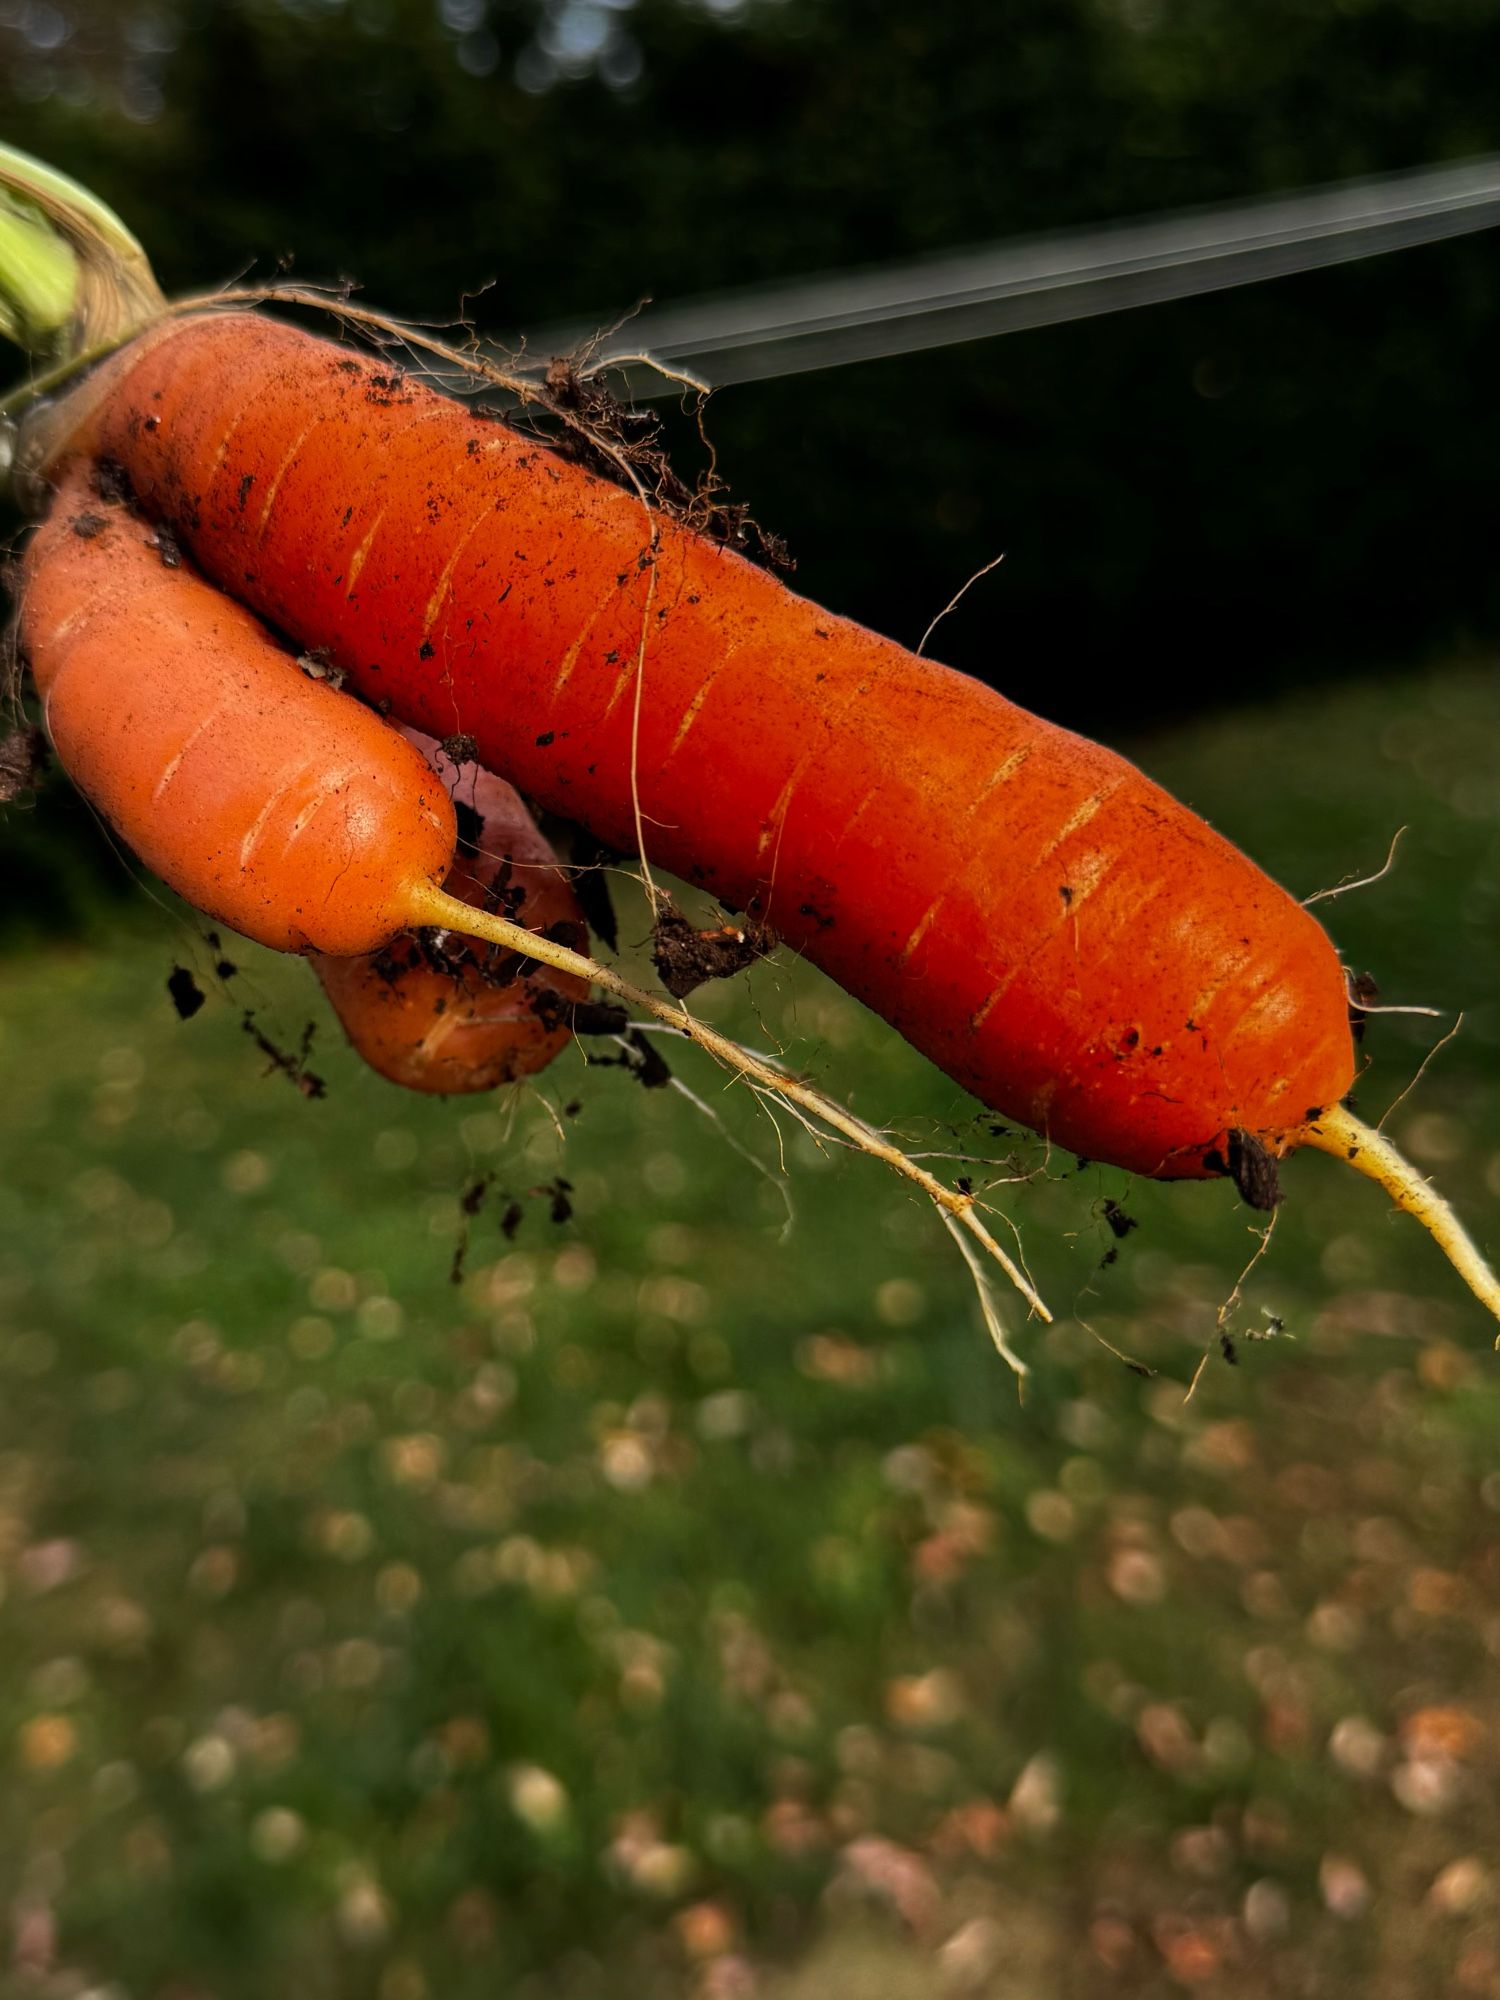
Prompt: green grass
<box><xmin>1</xmin><ymin>661</ymin><xmax>1497</xmax><ymax>1999</ymax></box>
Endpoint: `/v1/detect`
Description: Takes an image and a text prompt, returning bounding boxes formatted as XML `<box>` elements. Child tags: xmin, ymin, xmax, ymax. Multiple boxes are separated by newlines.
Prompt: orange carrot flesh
<box><xmin>312</xmin><ymin>730</ymin><xmax>588</xmax><ymax>1093</ymax></box>
<box><xmin>54</xmin><ymin>312</ymin><xmax>1355</xmax><ymax>1179</ymax></box>
<box><xmin>20</xmin><ymin>463</ymin><xmax>457</xmax><ymax>956</ymax></box>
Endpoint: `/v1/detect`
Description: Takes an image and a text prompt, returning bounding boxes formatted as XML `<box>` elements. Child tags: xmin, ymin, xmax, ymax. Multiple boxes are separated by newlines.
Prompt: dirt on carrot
<box><xmin>532</xmin><ymin>353</ymin><xmax>792</xmax><ymax>572</ymax></box>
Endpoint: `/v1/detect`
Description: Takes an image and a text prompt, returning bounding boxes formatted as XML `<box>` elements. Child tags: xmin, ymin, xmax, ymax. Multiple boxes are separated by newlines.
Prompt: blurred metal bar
<box><xmin>514</xmin><ymin>154</ymin><xmax>1500</xmax><ymax>392</ymax></box>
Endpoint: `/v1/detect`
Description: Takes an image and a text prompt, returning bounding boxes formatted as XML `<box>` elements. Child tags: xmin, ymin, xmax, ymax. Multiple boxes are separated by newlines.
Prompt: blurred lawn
<box><xmin>1</xmin><ymin>661</ymin><xmax>1497</xmax><ymax>2000</ymax></box>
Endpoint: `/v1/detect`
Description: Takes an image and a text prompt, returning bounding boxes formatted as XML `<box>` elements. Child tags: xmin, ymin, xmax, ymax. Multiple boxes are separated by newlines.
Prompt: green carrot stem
<box><xmin>0</xmin><ymin>197</ymin><xmax>76</xmax><ymax>352</ymax></box>
<box><xmin>0</xmin><ymin>141</ymin><xmax>164</xmax><ymax>361</ymax></box>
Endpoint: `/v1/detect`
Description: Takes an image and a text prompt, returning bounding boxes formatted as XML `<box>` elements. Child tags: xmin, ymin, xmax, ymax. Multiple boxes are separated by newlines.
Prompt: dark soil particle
<box><xmin>92</xmin><ymin>458</ymin><xmax>133</xmax><ymax>507</ymax></box>
<box><xmin>167</xmin><ymin>966</ymin><xmax>206</xmax><ymax>1021</ymax></box>
<box><xmin>200</xmin><ymin>938</ymin><xmax>239</xmax><ymax>983</ymax></box>
<box><xmin>439</xmin><ymin>733</ymin><xmax>478</xmax><ymax>766</ymax></box>
<box><xmin>149</xmin><ymin>527</ymin><xmax>183</xmax><ymax>570</ymax></box>
<box><xmin>535</xmin><ymin>731</ymin><xmax>555</xmax><ymax>748</ymax></box>
<box><xmin>297</xmin><ymin>648</ymin><xmax>345</xmax><ymax>689</ymax></box>
<box><xmin>651</xmin><ymin>901</ymin><xmax>777</xmax><ymax>999</ymax></box>
<box><xmin>627</xmin><ymin>1030</ymin><xmax>673</xmax><ymax>1090</ymax></box>
<box><xmin>582</xmin><ymin>1027</ymin><xmax>672</xmax><ymax>1090</ymax></box>
<box><xmin>538</xmin><ymin>1177</ymin><xmax>574</xmax><ymax>1225</ymax></box>
<box><xmin>565</xmin><ymin>829</ymin><xmax>622</xmax><ymax>952</ymax></box>
<box><xmin>460</xmin><ymin>1174</ymin><xmax>494</xmax><ymax>1219</ymax></box>
<box><xmin>453</xmin><ymin>799</ymin><xmax>484</xmax><ymax>859</ymax></box>
<box><xmin>541</xmin><ymin>996</ymin><xmax>629</xmax><ymax>1038</ymax></box>
<box><xmin>1203</xmin><ymin>1129</ymin><xmax>1283</xmax><ymax>1211</ymax></box>
<box><xmin>450</xmin><ymin>1173</ymin><xmax>497</xmax><ymax>1285</ymax></box>
<box><xmin>1101</xmin><ymin>1198</ymin><xmax>1139</xmax><ymax>1239</ymax></box>
<box><xmin>240</xmin><ymin>1012</ymin><xmax>326</xmax><ymax>1099</ymax></box>
<box><xmin>1348</xmin><ymin>970</ymin><xmax>1379</xmax><ymax>1044</ymax></box>
<box><xmin>70</xmin><ymin>512</ymin><xmax>106</xmax><ymax>541</ymax></box>
<box><xmin>365</xmin><ymin>370</ymin><xmax>413</xmax><ymax>407</ymax></box>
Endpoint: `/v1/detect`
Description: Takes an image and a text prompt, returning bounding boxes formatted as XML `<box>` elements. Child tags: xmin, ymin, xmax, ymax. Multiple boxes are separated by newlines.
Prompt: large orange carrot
<box><xmin>312</xmin><ymin>728</ymin><xmax>589</xmax><ymax>1093</ymax></box>
<box><xmin>50</xmin><ymin>310</ymin><xmax>1353</xmax><ymax>1185</ymax></box>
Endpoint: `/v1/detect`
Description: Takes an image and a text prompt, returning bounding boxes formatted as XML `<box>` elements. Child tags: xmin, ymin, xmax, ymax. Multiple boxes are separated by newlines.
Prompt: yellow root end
<box><xmin>1295</xmin><ymin>1101</ymin><xmax>1500</xmax><ymax>1333</ymax></box>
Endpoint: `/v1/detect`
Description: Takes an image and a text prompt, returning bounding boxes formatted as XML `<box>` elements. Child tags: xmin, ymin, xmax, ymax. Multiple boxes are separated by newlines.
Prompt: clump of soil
<box><xmin>513</xmin><ymin>356</ymin><xmax>792</xmax><ymax>572</ymax></box>
<box><xmin>651</xmin><ymin>900</ymin><xmax>777</xmax><ymax>1000</ymax></box>
<box><xmin>1203</xmin><ymin>1128</ymin><xmax>1282</xmax><ymax>1211</ymax></box>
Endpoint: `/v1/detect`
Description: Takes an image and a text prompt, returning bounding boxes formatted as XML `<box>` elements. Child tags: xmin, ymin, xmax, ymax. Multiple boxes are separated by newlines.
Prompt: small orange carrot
<box><xmin>312</xmin><ymin>729</ymin><xmax>589</xmax><ymax>1093</ymax></box>
<box><xmin>19</xmin><ymin>462</ymin><xmax>456</xmax><ymax>956</ymax></box>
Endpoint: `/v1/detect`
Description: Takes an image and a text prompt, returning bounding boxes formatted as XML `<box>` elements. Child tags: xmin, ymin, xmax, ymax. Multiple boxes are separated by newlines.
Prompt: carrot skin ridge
<box><xmin>58</xmin><ymin>311</ymin><xmax>1356</xmax><ymax>1179</ymax></box>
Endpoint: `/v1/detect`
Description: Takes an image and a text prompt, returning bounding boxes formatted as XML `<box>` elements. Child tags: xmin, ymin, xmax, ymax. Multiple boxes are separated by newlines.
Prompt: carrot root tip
<box><xmin>1293</xmin><ymin>1102</ymin><xmax>1500</xmax><ymax>1331</ymax></box>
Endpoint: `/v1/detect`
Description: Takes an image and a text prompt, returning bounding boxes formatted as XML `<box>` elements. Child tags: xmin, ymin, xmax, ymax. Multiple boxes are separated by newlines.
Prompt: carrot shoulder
<box><xmin>57</xmin><ymin>311</ymin><xmax>1353</xmax><ymax>1179</ymax></box>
